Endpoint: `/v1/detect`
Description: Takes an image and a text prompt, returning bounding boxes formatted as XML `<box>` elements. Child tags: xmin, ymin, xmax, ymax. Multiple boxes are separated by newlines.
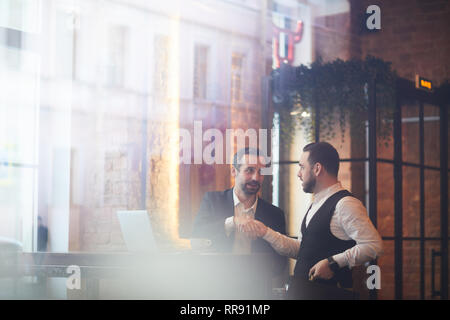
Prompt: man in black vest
<box><xmin>242</xmin><ymin>142</ymin><xmax>383</xmax><ymax>299</ymax></box>
<box><xmin>190</xmin><ymin>147</ymin><xmax>287</xmax><ymax>277</ymax></box>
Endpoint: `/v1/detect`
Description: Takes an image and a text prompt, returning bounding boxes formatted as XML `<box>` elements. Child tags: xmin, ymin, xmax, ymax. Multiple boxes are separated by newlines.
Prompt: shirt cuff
<box><xmin>332</xmin><ymin>253</ymin><xmax>348</xmax><ymax>269</ymax></box>
<box><xmin>224</xmin><ymin>216</ymin><xmax>235</xmax><ymax>237</ymax></box>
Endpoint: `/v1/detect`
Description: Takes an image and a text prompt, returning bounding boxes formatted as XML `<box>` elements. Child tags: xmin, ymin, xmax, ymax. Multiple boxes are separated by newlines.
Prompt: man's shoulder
<box><xmin>336</xmin><ymin>191</ymin><xmax>363</xmax><ymax>205</ymax></box>
<box><xmin>335</xmin><ymin>191</ymin><xmax>366</xmax><ymax>213</ymax></box>
<box><xmin>329</xmin><ymin>189</ymin><xmax>359</xmax><ymax>205</ymax></box>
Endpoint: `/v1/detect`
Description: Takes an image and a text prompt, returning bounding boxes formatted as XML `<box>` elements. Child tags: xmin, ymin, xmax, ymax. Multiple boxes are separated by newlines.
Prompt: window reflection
<box><xmin>0</xmin><ymin>0</ymin><xmax>348</xmax><ymax>255</ymax></box>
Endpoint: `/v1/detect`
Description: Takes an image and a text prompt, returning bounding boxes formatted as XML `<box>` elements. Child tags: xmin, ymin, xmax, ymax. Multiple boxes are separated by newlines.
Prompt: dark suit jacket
<box><xmin>191</xmin><ymin>188</ymin><xmax>287</xmax><ymax>276</ymax></box>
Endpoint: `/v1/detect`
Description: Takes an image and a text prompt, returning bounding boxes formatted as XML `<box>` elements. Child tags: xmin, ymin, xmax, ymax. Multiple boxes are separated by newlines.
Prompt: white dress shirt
<box><xmin>224</xmin><ymin>188</ymin><xmax>258</xmax><ymax>254</ymax></box>
<box><xmin>263</xmin><ymin>182</ymin><xmax>383</xmax><ymax>268</ymax></box>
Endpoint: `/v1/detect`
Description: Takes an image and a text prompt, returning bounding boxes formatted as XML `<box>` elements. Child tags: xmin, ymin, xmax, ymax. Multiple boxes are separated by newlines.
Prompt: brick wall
<box><xmin>313</xmin><ymin>0</ymin><xmax>449</xmax><ymax>299</ymax></box>
<box><xmin>354</xmin><ymin>0</ymin><xmax>450</xmax><ymax>85</ymax></box>
<box><xmin>353</xmin><ymin>0</ymin><xmax>449</xmax><ymax>300</ymax></box>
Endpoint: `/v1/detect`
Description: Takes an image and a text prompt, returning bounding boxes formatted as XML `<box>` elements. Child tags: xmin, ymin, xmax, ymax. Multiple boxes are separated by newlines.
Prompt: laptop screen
<box><xmin>117</xmin><ymin>210</ymin><xmax>157</xmax><ymax>253</ymax></box>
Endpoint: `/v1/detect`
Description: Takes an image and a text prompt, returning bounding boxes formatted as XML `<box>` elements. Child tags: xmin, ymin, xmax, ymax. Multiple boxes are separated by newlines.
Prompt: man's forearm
<box><xmin>333</xmin><ymin>238</ymin><xmax>384</xmax><ymax>268</ymax></box>
<box><xmin>263</xmin><ymin>228</ymin><xmax>300</xmax><ymax>259</ymax></box>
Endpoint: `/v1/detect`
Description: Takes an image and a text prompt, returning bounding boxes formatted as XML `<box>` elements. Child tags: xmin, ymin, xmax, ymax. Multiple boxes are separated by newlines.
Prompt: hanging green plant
<box><xmin>271</xmin><ymin>56</ymin><xmax>397</xmax><ymax>145</ymax></box>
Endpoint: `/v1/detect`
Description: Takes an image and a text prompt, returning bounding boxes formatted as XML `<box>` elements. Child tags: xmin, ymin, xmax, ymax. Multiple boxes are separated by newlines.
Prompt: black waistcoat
<box><xmin>293</xmin><ymin>190</ymin><xmax>356</xmax><ymax>288</ymax></box>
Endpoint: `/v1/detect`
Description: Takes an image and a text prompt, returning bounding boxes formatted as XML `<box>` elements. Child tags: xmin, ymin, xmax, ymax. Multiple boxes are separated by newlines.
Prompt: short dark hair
<box><xmin>303</xmin><ymin>142</ymin><xmax>340</xmax><ymax>177</ymax></box>
<box><xmin>233</xmin><ymin>147</ymin><xmax>269</xmax><ymax>170</ymax></box>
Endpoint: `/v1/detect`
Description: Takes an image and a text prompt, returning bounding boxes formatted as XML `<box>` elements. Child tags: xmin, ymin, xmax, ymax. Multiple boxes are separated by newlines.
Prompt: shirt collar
<box><xmin>313</xmin><ymin>182</ymin><xmax>344</xmax><ymax>204</ymax></box>
<box><xmin>233</xmin><ymin>187</ymin><xmax>258</xmax><ymax>211</ymax></box>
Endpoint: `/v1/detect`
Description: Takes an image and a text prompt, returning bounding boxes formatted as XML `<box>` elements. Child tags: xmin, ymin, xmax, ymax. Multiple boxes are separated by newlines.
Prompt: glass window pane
<box><xmin>402</xmin><ymin>104</ymin><xmax>419</xmax><ymax>165</ymax></box>
<box><xmin>424</xmin><ymin>104</ymin><xmax>440</xmax><ymax>168</ymax></box>
<box><xmin>194</xmin><ymin>45</ymin><xmax>209</xmax><ymax>100</ymax></box>
<box><xmin>0</xmin><ymin>0</ymin><xmax>41</xmax><ymax>33</ymax></box>
<box><xmin>403</xmin><ymin>240</ymin><xmax>420</xmax><ymax>299</ymax></box>
<box><xmin>378</xmin><ymin>240</ymin><xmax>395</xmax><ymax>300</ymax></box>
<box><xmin>377</xmin><ymin>112</ymin><xmax>394</xmax><ymax>160</ymax></box>
<box><xmin>425</xmin><ymin>169</ymin><xmax>440</xmax><ymax>238</ymax></box>
<box><xmin>403</xmin><ymin>166</ymin><xmax>420</xmax><ymax>237</ymax></box>
<box><xmin>0</xmin><ymin>166</ymin><xmax>35</xmax><ymax>251</ymax></box>
<box><xmin>0</xmin><ymin>49</ymin><xmax>39</xmax><ymax>165</ymax></box>
<box><xmin>378</xmin><ymin>163</ymin><xmax>394</xmax><ymax>237</ymax></box>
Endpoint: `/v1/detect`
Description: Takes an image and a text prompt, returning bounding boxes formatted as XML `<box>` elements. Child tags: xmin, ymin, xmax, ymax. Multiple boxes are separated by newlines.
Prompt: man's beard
<box><xmin>302</xmin><ymin>175</ymin><xmax>316</xmax><ymax>193</ymax></box>
<box><xmin>241</xmin><ymin>181</ymin><xmax>261</xmax><ymax>195</ymax></box>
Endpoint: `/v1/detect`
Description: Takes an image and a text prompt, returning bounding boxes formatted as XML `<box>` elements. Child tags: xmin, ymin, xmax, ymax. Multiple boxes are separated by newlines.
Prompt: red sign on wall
<box><xmin>272</xmin><ymin>19</ymin><xmax>304</xmax><ymax>68</ymax></box>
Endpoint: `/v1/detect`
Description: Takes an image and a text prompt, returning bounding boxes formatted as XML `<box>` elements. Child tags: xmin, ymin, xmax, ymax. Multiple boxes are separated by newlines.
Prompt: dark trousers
<box><xmin>286</xmin><ymin>277</ymin><xmax>358</xmax><ymax>300</ymax></box>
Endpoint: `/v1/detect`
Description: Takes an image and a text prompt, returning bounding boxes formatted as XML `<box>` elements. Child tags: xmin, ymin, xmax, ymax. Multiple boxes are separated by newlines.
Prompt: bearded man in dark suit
<box><xmin>190</xmin><ymin>147</ymin><xmax>287</xmax><ymax>277</ymax></box>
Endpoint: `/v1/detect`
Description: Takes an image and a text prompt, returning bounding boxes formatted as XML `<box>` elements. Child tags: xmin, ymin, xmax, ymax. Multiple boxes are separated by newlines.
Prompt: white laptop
<box><xmin>117</xmin><ymin>210</ymin><xmax>158</xmax><ymax>253</ymax></box>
